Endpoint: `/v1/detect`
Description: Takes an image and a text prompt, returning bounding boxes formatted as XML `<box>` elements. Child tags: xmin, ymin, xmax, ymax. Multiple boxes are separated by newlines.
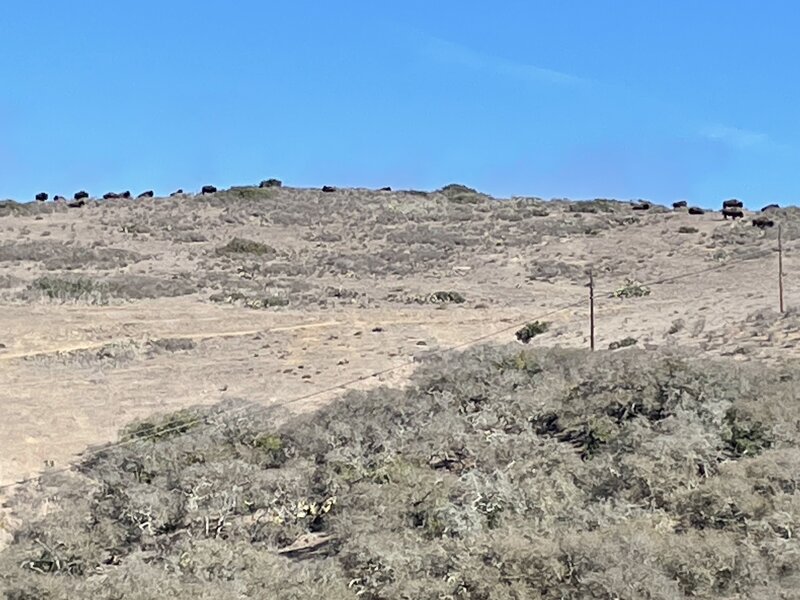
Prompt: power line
<box><xmin>0</xmin><ymin>243</ymin><xmax>777</xmax><ymax>493</ymax></box>
<box><xmin>0</xmin><ymin>298</ymin><xmax>588</xmax><ymax>493</ymax></box>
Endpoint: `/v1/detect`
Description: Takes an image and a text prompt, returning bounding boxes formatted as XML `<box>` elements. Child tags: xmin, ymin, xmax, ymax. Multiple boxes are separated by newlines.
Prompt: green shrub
<box><xmin>611</xmin><ymin>278</ymin><xmax>651</xmax><ymax>298</ymax></box>
<box><xmin>29</xmin><ymin>276</ymin><xmax>108</xmax><ymax>303</ymax></box>
<box><xmin>515</xmin><ymin>321</ymin><xmax>550</xmax><ymax>343</ymax></box>
<box><xmin>608</xmin><ymin>336</ymin><xmax>638</xmax><ymax>350</ymax></box>
<box><xmin>120</xmin><ymin>408</ymin><xmax>202</xmax><ymax>442</ymax></box>
<box><xmin>722</xmin><ymin>408</ymin><xmax>772</xmax><ymax>458</ymax></box>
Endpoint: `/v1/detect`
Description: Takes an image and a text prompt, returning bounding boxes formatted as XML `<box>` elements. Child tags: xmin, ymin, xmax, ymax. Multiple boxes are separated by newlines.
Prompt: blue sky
<box><xmin>1</xmin><ymin>1</ymin><xmax>797</xmax><ymax>207</ymax></box>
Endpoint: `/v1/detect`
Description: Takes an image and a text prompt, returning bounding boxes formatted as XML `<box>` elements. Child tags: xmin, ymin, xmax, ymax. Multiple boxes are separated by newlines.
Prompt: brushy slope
<box><xmin>2</xmin><ymin>346</ymin><xmax>800</xmax><ymax>599</ymax></box>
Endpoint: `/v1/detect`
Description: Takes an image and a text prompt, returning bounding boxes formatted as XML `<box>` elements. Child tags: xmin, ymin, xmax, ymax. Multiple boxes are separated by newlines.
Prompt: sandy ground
<box><xmin>1</xmin><ymin>189</ymin><xmax>797</xmax><ymax>503</ymax></box>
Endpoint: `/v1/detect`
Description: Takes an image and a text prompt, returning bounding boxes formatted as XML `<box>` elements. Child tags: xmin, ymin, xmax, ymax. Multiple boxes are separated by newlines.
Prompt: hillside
<box><xmin>1</xmin><ymin>185</ymin><xmax>799</xmax><ymax>597</ymax></box>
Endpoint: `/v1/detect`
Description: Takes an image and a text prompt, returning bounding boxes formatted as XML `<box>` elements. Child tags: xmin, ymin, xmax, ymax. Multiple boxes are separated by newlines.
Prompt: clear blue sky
<box><xmin>1</xmin><ymin>1</ymin><xmax>798</xmax><ymax>207</ymax></box>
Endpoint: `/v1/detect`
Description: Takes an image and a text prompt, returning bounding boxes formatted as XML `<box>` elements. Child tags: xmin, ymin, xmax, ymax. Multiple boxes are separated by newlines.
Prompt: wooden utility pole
<box><xmin>779</xmin><ymin>224</ymin><xmax>785</xmax><ymax>314</ymax></box>
<box><xmin>589</xmin><ymin>269</ymin><xmax>595</xmax><ymax>351</ymax></box>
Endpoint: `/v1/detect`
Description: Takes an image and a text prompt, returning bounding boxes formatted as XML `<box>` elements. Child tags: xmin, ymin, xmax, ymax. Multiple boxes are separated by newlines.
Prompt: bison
<box><xmin>688</xmin><ymin>207</ymin><xmax>705</xmax><ymax>215</ymax></box>
<box><xmin>170</xmin><ymin>189</ymin><xmax>184</xmax><ymax>197</ymax></box>
<box><xmin>761</xmin><ymin>203</ymin><xmax>780</xmax><ymax>212</ymax></box>
<box><xmin>121</xmin><ymin>191</ymin><xmax>131</xmax><ymax>199</ymax></box>
<box><xmin>722</xmin><ymin>207</ymin><xmax>744</xmax><ymax>220</ymax></box>
<box><xmin>103</xmin><ymin>192</ymin><xmax>120</xmax><ymax>200</ymax></box>
<box><xmin>259</xmin><ymin>179</ymin><xmax>282</xmax><ymax>188</ymax></box>
<box><xmin>137</xmin><ymin>190</ymin><xmax>154</xmax><ymax>199</ymax></box>
<box><xmin>54</xmin><ymin>195</ymin><xmax>66</xmax><ymax>202</ymax></box>
<box><xmin>379</xmin><ymin>186</ymin><xmax>392</xmax><ymax>192</ymax></box>
<box><xmin>321</xmin><ymin>185</ymin><xmax>336</xmax><ymax>193</ymax></box>
<box><xmin>74</xmin><ymin>190</ymin><xmax>89</xmax><ymax>200</ymax></box>
<box><xmin>723</xmin><ymin>199</ymin><xmax>744</xmax><ymax>209</ymax></box>
<box><xmin>752</xmin><ymin>216</ymin><xmax>775</xmax><ymax>229</ymax></box>
<box><xmin>35</xmin><ymin>192</ymin><xmax>48</xmax><ymax>202</ymax></box>
<box><xmin>67</xmin><ymin>199</ymin><xmax>86</xmax><ymax>208</ymax></box>
<box><xmin>632</xmin><ymin>201</ymin><xmax>651</xmax><ymax>211</ymax></box>
<box><xmin>201</xmin><ymin>185</ymin><xmax>217</xmax><ymax>195</ymax></box>
<box><xmin>672</xmin><ymin>200</ymin><xmax>688</xmax><ymax>209</ymax></box>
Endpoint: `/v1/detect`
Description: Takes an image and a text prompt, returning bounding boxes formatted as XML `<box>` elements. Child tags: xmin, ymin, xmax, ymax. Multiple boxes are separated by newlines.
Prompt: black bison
<box><xmin>752</xmin><ymin>216</ymin><xmax>775</xmax><ymax>229</ymax></box>
<box><xmin>722</xmin><ymin>207</ymin><xmax>744</xmax><ymax>220</ymax></box>
<box><xmin>688</xmin><ymin>206</ymin><xmax>705</xmax><ymax>215</ymax></box>
<box><xmin>259</xmin><ymin>179</ymin><xmax>282</xmax><ymax>188</ymax></box>
<box><xmin>67</xmin><ymin>199</ymin><xmax>86</xmax><ymax>208</ymax></box>
<box><xmin>379</xmin><ymin>186</ymin><xmax>392</xmax><ymax>192</ymax></box>
<box><xmin>201</xmin><ymin>185</ymin><xmax>217</xmax><ymax>195</ymax></box>
<box><xmin>35</xmin><ymin>192</ymin><xmax>48</xmax><ymax>202</ymax></box>
<box><xmin>54</xmin><ymin>195</ymin><xmax>66</xmax><ymax>202</ymax></box>
<box><xmin>103</xmin><ymin>192</ymin><xmax>120</xmax><ymax>200</ymax></box>
<box><xmin>74</xmin><ymin>190</ymin><xmax>89</xmax><ymax>200</ymax></box>
<box><xmin>672</xmin><ymin>200</ymin><xmax>688</xmax><ymax>209</ymax></box>
<box><xmin>632</xmin><ymin>201</ymin><xmax>651</xmax><ymax>211</ymax></box>
<box><xmin>121</xmin><ymin>191</ymin><xmax>131</xmax><ymax>199</ymax></box>
<box><xmin>321</xmin><ymin>185</ymin><xmax>336</xmax><ymax>193</ymax></box>
<box><xmin>723</xmin><ymin>199</ymin><xmax>743</xmax><ymax>209</ymax></box>
<box><xmin>137</xmin><ymin>190</ymin><xmax>154</xmax><ymax>199</ymax></box>
<box><xmin>761</xmin><ymin>203</ymin><xmax>780</xmax><ymax>212</ymax></box>
<box><xmin>170</xmin><ymin>189</ymin><xmax>184</xmax><ymax>197</ymax></box>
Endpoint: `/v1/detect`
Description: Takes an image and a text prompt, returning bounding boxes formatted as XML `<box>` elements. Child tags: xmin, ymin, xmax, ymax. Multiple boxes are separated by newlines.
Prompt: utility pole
<box><xmin>779</xmin><ymin>224</ymin><xmax>785</xmax><ymax>314</ymax></box>
<box><xmin>589</xmin><ymin>269</ymin><xmax>595</xmax><ymax>351</ymax></box>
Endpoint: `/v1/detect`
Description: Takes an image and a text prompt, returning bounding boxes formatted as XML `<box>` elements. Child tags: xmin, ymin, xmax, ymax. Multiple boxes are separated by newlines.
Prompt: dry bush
<box><xmin>209</xmin><ymin>290</ymin><xmax>290</xmax><ymax>309</ymax></box>
<box><xmin>527</xmin><ymin>260</ymin><xmax>587</xmax><ymax>283</ymax></box>
<box><xmin>0</xmin><ymin>241</ymin><xmax>145</xmax><ymax>270</ymax></box>
<box><xmin>4</xmin><ymin>347</ymin><xmax>798</xmax><ymax>598</ymax></box>
<box><xmin>23</xmin><ymin>274</ymin><xmax>198</xmax><ymax>304</ymax></box>
<box><xmin>0</xmin><ymin>200</ymin><xmax>58</xmax><ymax>218</ymax></box>
<box><xmin>26</xmin><ymin>276</ymin><xmax>110</xmax><ymax>304</ymax></box>
<box><xmin>23</xmin><ymin>340</ymin><xmax>140</xmax><ymax>368</ymax></box>
<box><xmin>561</xmin><ymin>199</ymin><xmax>627</xmax><ymax>214</ymax></box>
<box><xmin>105</xmin><ymin>275</ymin><xmax>199</xmax><ymax>299</ymax></box>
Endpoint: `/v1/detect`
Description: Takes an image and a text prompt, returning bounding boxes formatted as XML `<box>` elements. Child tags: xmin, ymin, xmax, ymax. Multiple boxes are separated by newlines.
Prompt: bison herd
<box><xmin>27</xmin><ymin>185</ymin><xmax>789</xmax><ymax>232</ymax></box>
<box><xmin>665</xmin><ymin>197</ymin><xmax>780</xmax><ymax>229</ymax></box>
<box><xmin>33</xmin><ymin>180</ymin><xmax>287</xmax><ymax>207</ymax></box>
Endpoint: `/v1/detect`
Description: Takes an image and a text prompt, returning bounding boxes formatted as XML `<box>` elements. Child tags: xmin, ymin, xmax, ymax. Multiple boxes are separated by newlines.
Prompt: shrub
<box><xmin>1</xmin><ymin>347</ymin><xmax>800</xmax><ymax>598</ymax></box>
<box><xmin>515</xmin><ymin>321</ymin><xmax>549</xmax><ymax>343</ymax></box>
<box><xmin>608</xmin><ymin>336</ymin><xmax>638</xmax><ymax>350</ymax></box>
<box><xmin>678</xmin><ymin>226</ymin><xmax>699</xmax><ymax>234</ymax></box>
<box><xmin>29</xmin><ymin>276</ymin><xmax>108</xmax><ymax>303</ymax></box>
<box><xmin>611</xmin><ymin>278</ymin><xmax>651</xmax><ymax>298</ymax></box>
<box><xmin>566</xmin><ymin>199</ymin><xmax>619</xmax><ymax>214</ymax></box>
<box><xmin>146</xmin><ymin>338</ymin><xmax>197</xmax><ymax>354</ymax></box>
<box><xmin>215</xmin><ymin>237</ymin><xmax>275</xmax><ymax>256</ymax></box>
<box><xmin>120</xmin><ymin>408</ymin><xmax>203</xmax><ymax>442</ymax></box>
<box><xmin>209</xmin><ymin>291</ymin><xmax>289</xmax><ymax>309</ymax></box>
<box><xmin>260</xmin><ymin>179</ymin><xmax>283</xmax><ymax>188</ymax></box>
<box><xmin>438</xmin><ymin>183</ymin><xmax>478</xmax><ymax>196</ymax></box>
<box><xmin>414</xmin><ymin>291</ymin><xmax>466</xmax><ymax>304</ymax></box>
